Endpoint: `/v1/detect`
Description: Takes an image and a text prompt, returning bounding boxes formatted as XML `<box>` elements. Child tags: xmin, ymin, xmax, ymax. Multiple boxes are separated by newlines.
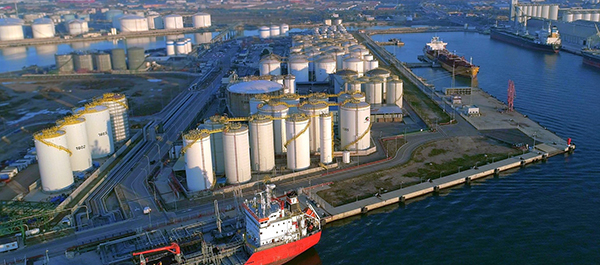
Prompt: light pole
<box><xmin>143</xmin><ymin>154</ymin><xmax>151</xmax><ymax>174</ymax></box>
<box><xmin>154</xmin><ymin>142</ymin><xmax>162</xmax><ymax>171</ymax></box>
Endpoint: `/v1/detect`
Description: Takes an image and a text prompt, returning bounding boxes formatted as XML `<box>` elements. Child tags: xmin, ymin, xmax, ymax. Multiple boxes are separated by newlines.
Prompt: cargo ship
<box><xmin>490</xmin><ymin>24</ymin><xmax>561</xmax><ymax>53</ymax></box>
<box><xmin>423</xmin><ymin>36</ymin><xmax>479</xmax><ymax>78</ymax></box>
<box><xmin>132</xmin><ymin>184</ymin><xmax>322</xmax><ymax>265</ymax></box>
<box><xmin>582</xmin><ymin>50</ymin><xmax>600</xmax><ymax>69</ymax></box>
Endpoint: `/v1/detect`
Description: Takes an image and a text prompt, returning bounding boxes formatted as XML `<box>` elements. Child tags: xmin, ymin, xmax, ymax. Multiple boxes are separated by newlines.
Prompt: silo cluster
<box><xmin>259</xmin><ymin>24</ymin><xmax>291</xmax><ymax>39</ymax></box>
<box><xmin>170</xmin><ymin>38</ymin><xmax>192</xmax><ymax>56</ymax></box>
<box><xmin>67</xmin><ymin>19</ymin><xmax>89</xmax><ymax>35</ymax></box>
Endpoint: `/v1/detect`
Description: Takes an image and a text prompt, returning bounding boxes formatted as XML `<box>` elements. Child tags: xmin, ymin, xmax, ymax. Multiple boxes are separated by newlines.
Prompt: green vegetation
<box><xmin>429</xmin><ymin>148</ymin><xmax>448</xmax><ymax>156</ymax></box>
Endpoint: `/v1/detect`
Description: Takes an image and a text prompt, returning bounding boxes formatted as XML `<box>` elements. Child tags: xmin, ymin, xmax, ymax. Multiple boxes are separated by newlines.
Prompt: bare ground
<box><xmin>318</xmin><ymin>136</ymin><xmax>522</xmax><ymax>207</ymax></box>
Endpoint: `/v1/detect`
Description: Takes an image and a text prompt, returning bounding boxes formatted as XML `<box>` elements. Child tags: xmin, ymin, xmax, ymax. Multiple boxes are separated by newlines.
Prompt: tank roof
<box><xmin>228</xmin><ymin>80</ymin><xmax>283</xmax><ymax>94</ymax></box>
<box><xmin>336</xmin><ymin>69</ymin><xmax>358</xmax><ymax>76</ymax></box>
<box><xmin>120</xmin><ymin>15</ymin><xmax>146</xmax><ymax>20</ymax></box>
<box><xmin>34</xmin><ymin>127</ymin><xmax>65</xmax><ymax>140</ymax></box>
<box><xmin>0</xmin><ymin>18</ymin><xmax>23</xmax><ymax>25</ymax></box>
<box><xmin>183</xmin><ymin>129</ymin><xmax>210</xmax><ymax>141</ymax></box>
<box><xmin>68</xmin><ymin>19</ymin><xmax>86</xmax><ymax>24</ymax></box>
<box><xmin>287</xmin><ymin>113</ymin><xmax>309</xmax><ymax>122</ymax></box>
<box><xmin>165</xmin><ymin>14</ymin><xmax>182</xmax><ymax>17</ymax></box>
<box><xmin>342</xmin><ymin>101</ymin><xmax>370</xmax><ymax>109</ymax></box>
<box><xmin>194</xmin><ymin>12</ymin><xmax>210</xmax><ymax>15</ymax></box>
<box><xmin>366</xmin><ymin>68</ymin><xmax>391</xmax><ymax>76</ymax></box>
<box><xmin>260</xmin><ymin>102</ymin><xmax>289</xmax><ymax>111</ymax></box>
<box><xmin>224</xmin><ymin>122</ymin><xmax>248</xmax><ymax>133</ymax></box>
<box><xmin>300</xmin><ymin>101</ymin><xmax>328</xmax><ymax>110</ymax></box>
<box><xmin>249</xmin><ymin>114</ymin><xmax>273</xmax><ymax>123</ymax></box>
<box><xmin>33</xmin><ymin>18</ymin><xmax>53</xmax><ymax>24</ymax></box>
<box><xmin>345</xmin><ymin>57</ymin><xmax>363</xmax><ymax>63</ymax></box>
<box><xmin>102</xmin><ymin>93</ymin><xmax>126</xmax><ymax>101</ymax></box>
<box><xmin>57</xmin><ymin>116</ymin><xmax>85</xmax><ymax>126</ymax></box>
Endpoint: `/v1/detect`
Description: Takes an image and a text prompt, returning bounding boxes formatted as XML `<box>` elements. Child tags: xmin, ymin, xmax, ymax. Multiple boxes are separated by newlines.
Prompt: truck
<box><xmin>143</xmin><ymin>207</ymin><xmax>151</xmax><ymax>215</ymax></box>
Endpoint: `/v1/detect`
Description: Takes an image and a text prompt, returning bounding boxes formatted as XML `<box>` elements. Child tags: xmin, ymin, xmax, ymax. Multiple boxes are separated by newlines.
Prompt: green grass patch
<box><xmin>429</xmin><ymin>148</ymin><xmax>447</xmax><ymax>157</ymax></box>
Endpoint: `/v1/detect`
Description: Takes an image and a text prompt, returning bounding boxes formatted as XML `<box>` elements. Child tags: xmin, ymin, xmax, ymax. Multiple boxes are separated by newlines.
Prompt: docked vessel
<box><xmin>423</xmin><ymin>36</ymin><xmax>479</xmax><ymax>78</ymax></box>
<box><xmin>132</xmin><ymin>184</ymin><xmax>322</xmax><ymax>265</ymax></box>
<box><xmin>490</xmin><ymin>24</ymin><xmax>561</xmax><ymax>53</ymax></box>
<box><xmin>582</xmin><ymin>50</ymin><xmax>600</xmax><ymax>69</ymax></box>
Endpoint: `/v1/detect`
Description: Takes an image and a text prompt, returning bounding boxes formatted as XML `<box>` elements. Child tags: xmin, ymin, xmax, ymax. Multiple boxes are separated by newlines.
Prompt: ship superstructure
<box><xmin>423</xmin><ymin>36</ymin><xmax>480</xmax><ymax>78</ymax></box>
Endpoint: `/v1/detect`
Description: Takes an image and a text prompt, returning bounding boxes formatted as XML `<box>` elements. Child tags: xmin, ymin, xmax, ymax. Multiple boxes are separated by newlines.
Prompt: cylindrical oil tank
<box><xmin>285</xmin><ymin>114</ymin><xmax>310</xmax><ymax>171</ymax></box>
<box><xmin>55</xmin><ymin>54</ymin><xmax>74</xmax><ymax>73</ymax></box>
<box><xmin>387</xmin><ymin>77</ymin><xmax>403</xmax><ymax>107</ymax></box>
<box><xmin>57</xmin><ymin>117</ymin><xmax>92</xmax><ymax>171</ymax></box>
<box><xmin>32</xmin><ymin>18</ymin><xmax>55</xmax><ymax>39</ymax></box>
<box><xmin>68</xmin><ymin>19</ymin><xmax>88</xmax><ymax>35</ymax></box>
<box><xmin>127</xmin><ymin>47</ymin><xmax>145</xmax><ymax>71</ymax></box>
<box><xmin>541</xmin><ymin>5</ymin><xmax>550</xmax><ymax>19</ymax></box>
<box><xmin>0</xmin><ymin>18</ymin><xmax>24</xmax><ymax>41</ymax></box>
<box><xmin>146</xmin><ymin>14</ymin><xmax>160</xmax><ymax>29</ymax></box>
<box><xmin>176</xmin><ymin>40</ymin><xmax>186</xmax><ymax>54</ymax></box>
<box><xmin>164</xmin><ymin>14</ymin><xmax>183</xmax><ymax>29</ymax></box>
<box><xmin>363</xmin><ymin>54</ymin><xmax>374</xmax><ymax>61</ymax></box>
<box><xmin>289</xmin><ymin>56</ymin><xmax>309</xmax><ymax>83</ymax></box>
<box><xmin>333</xmin><ymin>70</ymin><xmax>358</xmax><ymax>93</ymax></box>
<box><xmin>315</xmin><ymin>56</ymin><xmax>337</xmax><ymax>82</ymax></box>
<box><xmin>195</xmin><ymin>32</ymin><xmax>212</xmax><ymax>44</ymax></box>
<box><xmin>365</xmin><ymin>60</ymin><xmax>379</xmax><ymax>72</ymax></box>
<box><xmin>259</xmin><ymin>55</ymin><xmax>281</xmax><ymax>76</ymax></box>
<box><xmin>592</xmin><ymin>13</ymin><xmax>600</xmax><ymax>22</ymax></box>
<box><xmin>77</xmin><ymin>105</ymin><xmax>114</xmax><ymax>158</ymax></box>
<box><xmin>346</xmin><ymin>78</ymin><xmax>363</xmax><ymax>93</ymax></box>
<box><xmin>34</xmin><ymin>128</ymin><xmax>73</xmax><ymax>192</ymax></box>
<box><xmin>111</xmin><ymin>48</ymin><xmax>127</xmax><ymax>70</ymax></box>
<box><xmin>73</xmin><ymin>53</ymin><xmax>93</xmax><ymax>72</ymax></box>
<box><xmin>342</xmin><ymin>151</ymin><xmax>350</xmax><ymax>163</ymax></box>
<box><xmin>100</xmin><ymin>93</ymin><xmax>130</xmax><ymax>143</ymax></box>
<box><xmin>340</xmin><ymin>101</ymin><xmax>371</xmax><ymax>151</ymax></box>
<box><xmin>93</xmin><ymin>53</ymin><xmax>112</xmax><ymax>72</ymax></box>
<box><xmin>563</xmin><ymin>13</ymin><xmax>574</xmax><ymax>22</ymax></box>
<box><xmin>324</xmin><ymin>19</ymin><xmax>332</xmax><ymax>26</ymax></box>
<box><xmin>270</xmin><ymin>25</ymin><xmax>280</xmax><ymax>37</ymax></box>
<box><xmin>105</xmin><ymin>10</ymin><xmax>124</xmax><ymax>21</ymax></box>
<box><xmin>364</xmin><ymin>80</ymin><xmax>383</xmax><ymax>105</ymax></box>
<box><xmin>352</xmin><ymin>92</ymin><xmax>366</xmax><ymax>102</ymax></box>
<box><xmin>259</xmin><ymin>103</ymin><xmax>288</xmax><ymax>154</ymax></box>
<box><xmin>183</xmin><ymin>130</ymin><xmax>214</xmax><ymax>192</ymax></box>
<box><xmin>549</xmin><ymin>5</ymin><xmax>559</xmax><ymax>20</ymax></box>
<box><xmin>583</xmin><ymin>12</ymin><xmax>592</xmax><ymax>21</ymax></box>
<box><xmin>204</xmin><ymin>116</ymin><xmax>228</xmax><ymax>175</ymax></box>
<box><xmin>192</xmin><ymin>12</ymin><xmax>211</xmax><ymax>28</ymax></box>
<box><xmin>223</xmin><ymin>123</ymin><xmax>251</xmax><ymax>184</ymax></box>
<box><xmin>281</xmin><ymin>94</ymin><xmax>300</xmax><ymax>113</ymax></box>
<box><xmin>372</xmin><ymin>76</ymin><xmax>387</xmax><ymax>102</ymax></box>
<box><xmin>227</xmin><ymin>80</ymin><xmax>283</xmax><ymax>117</ymax></box>
<box><xmin>573</xmin><ymin>12</ymin><xmax>583</xmax><ymax>21</ymax></box>
<box><xmin>299</xmin><ymin>101</ymin><xmax>329</xmax><ymax>153</ymax></box>
<box><xmin>283</xmin><ymin>74</ymin><xmax>296</xmax><ymax>94</ymax></box>
<box><xmin>164</xmin><ymin>40</ymin><xmax>174</xmax><ymax>55</ymax></box>
<box><xmin>119</xmin><ymin>15</ymin><xmax>149</xmax><ymax>32</ymax></box>
<box><xmin>343</xmin><ymin>57</ymin><xmax>364</xmax><ymax>77</ymax></box>
<box><xmin>259</xmin><ymin>26</ymin><xmax>270</xmax><ymax>39</ymax></box>
<box><xmin>281</xmin><ymin>24</ymin><xmax>289</xmax><ymax>35</ymax></box>
<box><xmin>249</xmin><ymin>115</ymin><xmax>275</xmax><ymax>172</ymax></box>
<box><xmin>319</xmin><ymin>114</ymin><xmax>333</xmax><ymax>164</ymax></box>
<box><xmin>536</xmin><ymin>5</ymin><xmax>543</xmax><ymax>18</ymax></box>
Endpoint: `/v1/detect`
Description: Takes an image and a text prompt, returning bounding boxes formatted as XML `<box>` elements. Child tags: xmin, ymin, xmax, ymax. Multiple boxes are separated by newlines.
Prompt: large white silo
<box><xmin>166</xmin><ymin>40</ymin><xmax>175</xmax><ymax>56</ymax></box>
<box><xmin>249</xmin><ymin>96</ymin><xmax>267</xmax><ymax>115</ymax></box>
<box><xmin>68</xmin><ymin>19</ymin><xmax>88</xmax><ymax>35</ymax></box>
<box><xmin>319</xmin><ymin>114</ymin><xmax>333</xmax><ymax>164</ymax></box>
<box><xmin>204</xmin><ymin>116</ymin><xmax>228</xmax><ymax>175</ymax></box>
<box><xmin>541</xmin><ymin>5</ymin><xmax>550</xmax><ymax>19</ymax></box>
<box><xmin>386</xmin><ymin>77</ymin><xmax>403</xmax><ymax>107</ymax></box>
<box><xmin>563</xmin><ymin>13</ymin><xmax>574</xmax><ymax>22</ymax></box>
<box><xmin>289</xmin><ymin>56</ymin><xmax>309</xmax><ymax>83</ymax></box>
<box><xmin>183</xmin><ymin>130</ymin><xmax>214</xmax><ymax>192</ymax></box>
<box><xmin>363</xmin><ymin>79</ymin><xmax>383</xmax><ymax>105</ymax></box>
<box><xmin>333</xmin><ymin>70</ymin><xmax>358</xmax><ymax>93</ymax></box>
<box><xmin>249</xmin><ymin>115</ymin><xmax>275</xmax><ymax>172</ymax></box>
<box><xmin>34</xmin><ymin>128</ymin><xmax>74</xmax><ymax>192</ymax></box>
<box><xmin>283</xmin><ymin>74</ymin><xmax>296</xmax><ymax>94</ymax></box>
<box><xmin>285</xmin><ymin>114</ymin><xmax>311</xmax><ymax>171</ymax></box>
<box><xmin>340</xmin><ymin>101</ymin><xmax>371</xmax><ymax>151</ymax></box>
<box><xmin>583</xmin><ymin>12</ymin><xmax>592</xmax><ymax>21</ymax></box>
<box><xmin>345</xmin><ymin>78</ymin><xmax>363</xmax><ymax>93</ymax></box>
<box><xmin>259</xmin><ymin>26</ymin><xmax>270</xmax><ymax>39</ymax></box>
<box><xmin>0</xmin><ymin>18</ymin><xmax>24</xmax><ymax>41</ymax></box>
<box><xmin>573</xmin><ymin>12</ymin><xmax>583</xmax><ymax>21</ymax></box>
<box><xmin>536</xmin><ymin>5</ymin><xmax>543</xmax><ymax>18</ymax></box>
<box><xmin>591</xmin><ymin>12</ymin><xmax>600</xmax><ymax>22</ymax></box>
<box><xmin>549</xmin><ymin>5</ymin><xmax>559</xmax><ymax>20</ymax></box>
<box><xmin>32</xmin><ymin>18</ymin><xmax>55</xmax><ymax>39</ymax></box>
<box><xmin>164</xmin><ymin>14</ymin><xmax>184</xmax><ymax>29</ymax></box>
<box><xmin>119</xmin><ymin>15</ymin><xmax>149</xmax><ymax>32</ymax></box>
<box><xmin>344</xmin><ymin>57</ymin><xmax>365</xmax><ymax>77</ymax></box>
<box><xmin>315</xmin><ymin>56</ymin><xmax>337</xmax><ymax>82</ymax></box>
<box><xmin>192</xmin><ymin>12</ymin><xmax>211</xmax><ymax>28</ymax></box>
<box><xmin>259</xmin><ymin>102</ymin><xmax>289</xmax><ymax>154</ymax></box>
<box><xmin>270</xmin><ymin>25</ymin><xmax>280</xmax><ymax>37</ymax></box>
<box><xmin>259</xmin><ymin>55</ymin><xmax>281</xmax><ymax>76</ymax></box>
<box><xmin>280</xmin><ymin>24</ymin><xmax>289</xmax><ymax>35</ymax></box>
<box><xmin>299</xmin><ymin>101</ymin><xmax>329</xmax><ymax>153</ymax></box>
<box><xmin>57</xmin><ymin>117</ymin><xmax>92</xmax><ymax>172</ymax></box>
<box><xmin>77</xmin><ymin>105</ymin><xmax>114</xmax><ymax>158</ymax></box>
<box><xmin>100</xmin><ymin>93</ymin><xmax>130</xmax><ymax>143</ymax></box>
<box><xmin>223</xmin><ymin>123</ymin><xmax>251</xmax><ymax>184</ymax></box>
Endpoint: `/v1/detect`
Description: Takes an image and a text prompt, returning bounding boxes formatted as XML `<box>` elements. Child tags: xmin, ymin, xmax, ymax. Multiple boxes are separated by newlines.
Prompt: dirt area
<box><xmin>0</xmin><ymin>74</ymin><xmax>192</xmax><ymax>162</ymax></box>
<box><xmin>318</xmin><ymin>136</ymin><xmax>522</xmax><ymax>207</ymax></box>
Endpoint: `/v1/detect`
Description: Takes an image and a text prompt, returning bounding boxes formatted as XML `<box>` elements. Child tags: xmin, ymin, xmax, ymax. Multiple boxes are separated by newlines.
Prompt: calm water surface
<box><xmin>314</xmin><ymin>32</ymin><xmax>600</xmax><ymax>264</ymax></box>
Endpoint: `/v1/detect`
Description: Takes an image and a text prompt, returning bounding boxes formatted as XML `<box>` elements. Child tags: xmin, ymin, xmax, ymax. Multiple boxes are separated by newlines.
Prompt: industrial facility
<box><xmin>54</xmin><ymin>46</ymin><xmax>148</xmax><ymax>73</ymax></box>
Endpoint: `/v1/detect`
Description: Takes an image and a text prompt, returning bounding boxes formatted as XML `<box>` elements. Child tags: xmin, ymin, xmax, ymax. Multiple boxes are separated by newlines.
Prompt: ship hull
<box><xmin>582</xmin><ymin>52</ymin><xmax>600</xmax><ymax>69</ymax></box>
<box><xmin>490</xmin><ymin>29</ymin><xmax>560</xmax><ymax>53</ymax></box>
<box><xmin>424</xmin><ymin>50</ymin><xmax>479</xmax><ymax>78</ymax></box>
<box><xmin>245</xmin><ymin>232</ymin><xmax>322</xmax><ymax>265</ymax></box>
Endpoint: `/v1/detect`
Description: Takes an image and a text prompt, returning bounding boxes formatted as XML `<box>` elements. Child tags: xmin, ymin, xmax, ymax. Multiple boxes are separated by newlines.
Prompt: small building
<box><xmin>464</xmin><ymin>105</ymin><xmax>480</xmax><ymax>116</ymax></box>
<box><xmin>370</xmin><ymin>104</ymin><xmax>403</xmax><ymax>122</ymax></box>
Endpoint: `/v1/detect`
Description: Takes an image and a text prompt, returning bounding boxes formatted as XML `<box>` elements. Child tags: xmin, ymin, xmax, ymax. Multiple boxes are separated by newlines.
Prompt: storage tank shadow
<box><xmin>286</xmin><ymin>247</ymin><xmax>322</xmax><ymax>265</ymax></box>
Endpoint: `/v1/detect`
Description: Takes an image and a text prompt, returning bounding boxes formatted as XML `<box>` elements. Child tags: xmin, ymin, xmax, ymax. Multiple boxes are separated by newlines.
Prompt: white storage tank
<box><xmin>583</xmin><ymin>12</ymin><xmax>592</xmax><ymax>21</ymax></box>
<box><xmin>299</xmin><ymin>101</ymin><xmax>329</xmax><ymax>153</ymax></box>
<box><xmin>146</xmin><ymin>14</ymin><xmax>160</xmax><ymax>29</ymax></box>
<box><xmin>319</xmin><ymin>114</ymin><xmax>333</xmax><ymax>164</ymax></box>
<box><xmin>387</xmin><ymin>76</ymin><xmax>403</xmax><ymax>107</ymax></box>
<box><xmin>223</xmin><ymin>123</ymin><xmax>251</xmax><ymax>184</ymax></box>
<box><xmin>363</xmin><ymin>79</ymin><xmax>383</xmax><ymax>105</ymax></box>
<box><xmin>289</xmin><ymin>56</ymin><xmax>309</xmax><ymax>83</ymax></box>
<box><xmin>592</xmin><ymin>13</ymin><xmax>600</xmax><ymax>22</ymax></box>
<box><xmin>324</xmin><ymin>19</ymin><xmax>332</xmax><ymax>26</ymax></box>
<box><xmin>119</xmin><ymin>15</ymin><xmax>149</xmax><ymax>32</ymax></box>
<box><xmin>176</xmin><ymin>40</ymin><xmax>186</xmax><ymax>55</ymax></box>
<box><xmin>549</xmin><ymin>5</ymin><xmax>559</xmax><ymax>21</ymax></box>
<box><xmin>346</xmin><ymin>78</ymin><xmax>363</xmax><ymax>93</ymax></box>
<box><xmin>283</xmin><ymin>74</ymin><xmax>296</xmax><ymax>94</ymax></box>
<box><xmin>76</xmin><ymin>105</ymin><xmax>114</xmax><ymax>158</ymax></box>
<box><xmin>259</xmin><ymin>55</ymin><xmax>281</xmax><ymax>76</ymax></box>
<box><xmin>563</xmin><ymin>13</ymin><xmax>574</xmax><ymax>22</ymax></box>
<box><xmin>183</xmin><ymin>129</ymin><xmax>214</xmax><ymax>192</ymax></box>
<box><xmin>192</xmin><ymin>12</ymin><xmax>211</xmax><ymax>28</ymax></box>
<box><xmin>536</xmin><ymin>5</ymin><xmax>543</xmax><ymax>18</ymax></box>
<box><xmin>340</xmin><ymin>101</ymin><xmax>371</xmax><ymax>151</ymax></box>
<box><xmin>574</xmin><ymin>12</ymin><xmax>583</xmax><ymax>21</ymax></box>
<box><xmin>285</xmin><ymin>114</ymin><xmax>311</xmax><ymax>171</ymax></box>
<box><xmin>343</xmin><ymin>57</ymin><xmax>365</xmax><ymax>77</ymax></box>
<box><xmin>166</xmin><ymin>40</ymin><xmax>175</xmax><ymax>56</ymax></box>
<box><xmin>249</xmin><ymin>115</ymin><xmax>275</xmax><ymax>172</ymax></box>
<box><xmin>32</xmin><ymin>18</ymin><xmax>55</xmax><ymax>39</ymax></box>
<box><xmin>227</xmin><ymin>80</ymin><xmax>283</xmax><ymax>117</ymax></box>
<box><xmin>34</xmin><ymin>128</ymin><xmax>74</xmax><ymax>192</ymax></box>
<box><xmin>249</xmin><ymin>96</ymin><xmax>267</xmax><ymax>115</ymax></box>
<box><xmin>315</xmin><ymin>56</ymin><xmax>337</xmax><ymax>82</ymax></box>
<box><xmin>100</xmin><ymin>93</ymin><xmax>130</xmax><ymax>143</ymax></box>
<box><xmin>164</xmin><ymin>14</ymin><xmax>184</xmax><ymax>29</ymax></box>
<box><xmin>68</xmin><ymin>19</ymin><xmax>88</xmax><ymax>35</ymax></box>
<box><xmin>259</xmin><ymin>26</ymin><xmax>270</xmax><ymax>39</ymax></box>
<box><xmin>541</xmin><ymin>5</ymin><xmax>550</xmax><ymax>19</ymax></box>
<box><xmin>333</xmin><ymin>69</ymin><xmax>358</xmax><ymax>93</ymax></box>
<box><xmin>270</xmin><ymin>25</ymin><xmax>280</xmax><ymax>37</ymax></box>
<box><xmin>259</xmin><ymin>102</ymin><xmax>289</xmax><ymax>154</ymax></box>
<box><xmin>0</xmin><ymin>18</ymin><xmax>24</xmax><ymax>41</ymax></box>
<box><xmin>57</xmin><ymin>116</ymin><xmax>92</xmax><ymax>172</ymax></box>
<box><xmin>280</xmin><ymin>24</ymin><xmax>289</xmax><ymax>35</ymax></box>
<box><xmin>204</xmin><ymin>116</ymin><xmax>228</xmax><ymax>175</ymax></box>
